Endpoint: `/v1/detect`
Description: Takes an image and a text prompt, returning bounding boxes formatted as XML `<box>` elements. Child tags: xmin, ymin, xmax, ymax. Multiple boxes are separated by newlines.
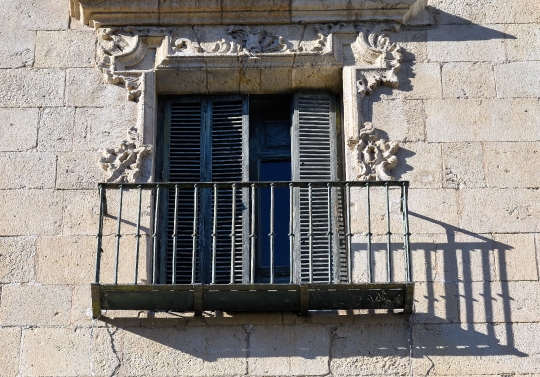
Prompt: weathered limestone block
<box><xmin>0</xmin><ymin>30</ymin><xmax>35</xmax><ymax>68</ymax></box>
<box><xmin>442</xmin><ymin>62</ymin><xmax>496</xmax><ymax>98</ymax></box>
<box><xmin>483</xmin><ymin>142</ymin><xmax>540</xmax><ymax>188</ymax></box>
<box><xmin>0</xmin><ymin>190</ymin><xmax>63</xmax><ymax>236</ymax></box>
<box><xmin>408</xmin><ymin>188</ymin><xmax>460</xmax><ymax>234</ymax></box>
<box><xmin>410</xmin><ymin>234</ymin><xmax>440</xmax><ymax>282</ymax></box>
<box><xmin>249</xmin><ymin>325</ymin><xmax>330</xmax><ymax>376</ymax></box>
<box><xmin>378</xmin><ymin>63</ymin><xmax>442</xmax><ymax>100</ymax></box>
<box><xmin>412</xmin><ymin>323</ymin><xmax>540</xmax><ymax>375</ymax></box>
<box><xmin>458</xmin><ymin>281</ymin><xmax>540</xmax><ymax>323</ymax></box>
<box><xmin>20</xmin><ymin>327</ymin><xmax>118</xmax><ymax>376</ymax></box>
<box><xmin>492</xmin><ymin>233</ymin><xmax>538</xmax><ymax>282</ymax></box>
<box><xmin>371</xmin><ymin>99</ymin><xmax>425</xmax><ymax>142</ymax></box>
<box><xmin>1</xmin><ymin>0</ymin><xmax>69</xmax><ymax>31</ymax></box>
<box><xmin>56</xmin><ymin>151</ymin><xmax>104</xmax><ymax>189</ymax></box>
<box><xmin>38</xmin><ymin>107</ymin><xmax>75</xmax><ymax>152</ymax></box>
<box><xmin>0</xmin><ymin>152</ymin><xmax>56</xmax><ymax>189</ymax></box>
<box><xmin>35</xmin><ymin>30</ymin><xmax>95</xmax><ymax>68</ymax></box>
<box><xmin>74</xmin><ymin>105</ymin><xmax>138</xmax><ymax>152</ymax></box>
<box><xmin>121</xmin><ymin>327</ymin><xmax>246</xmax><ymax>376</ymax></box>
<box><xmin>505</xmin><ymin>23</ymin><xmax>540</xmax><ymax>61</ymax></box>
<box><xmin>389</xmin><ymin>30</ymin><xmax>428</xmax><ymax>63</ymax></box>
<box><xmin>460</xmin><ymin>188</ymin><xmax>540</xmax><ymax>233</ymax></box>
<box><xmin>0</xmin><ymin>108</ymin><xmax>39</xmax><ymax>151</ymax></box>
<box><xmin>0</xmin><ymin>327</ymin><xmax>21</xmax><ymax>377</ymax></box>
<box><xmin>0</xmin><ymin>69</ymin><xmax>65</xmax><ymax>107</ymax></box>
<box><xmin>413</xmin><ymin>282</ymin><xmax>459</xmax><ymax>323</ymax></box>
<box><xmin>431</xmin><ymin>0</ymin><xmax>540</xmax><ymax>24</ymax></box>
<box><xmin>442</xmin><ymin>142</ymin><xmax>486</xmax><ymax>188</ymax></box>
<box><xmin>0</xmin><ymin>236</ymin><xmax>35</xmax><ymax>283</ymax></box>
<box><xmin>495</xmin><ymin>61</ymin><xmax>540</xmax><ymax>98</ymax></box>
<box><xmin>428</xmin><ymin>25</ymin><xmax>506</xmax><ymax>62</ymax></box>
<box><xmin>331</xmin><ymin>324</ymin><xmax>410</xmax><ymax>375</ymax></box>
<box><xmin>66</xmin><ymin>68</ymin><xmax>128</xmax><ymax>107</ymax></box>
<box><xmin>0</xmin><ymin>285</ymin><xmax>71</xmax><ymax>326</ymax></box>
<box><xmin>394</xmin><ymin>142</ymin><xmax>442</xmax><ymax>188</ymax></box>
<box><xmin>426</xmin><ymin>98</ymin><xmax>540</xmax><ymax>142</ymax></box>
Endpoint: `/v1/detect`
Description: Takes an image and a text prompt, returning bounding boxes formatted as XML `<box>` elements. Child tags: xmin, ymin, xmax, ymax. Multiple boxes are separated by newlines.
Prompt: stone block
<box><xmin>74</xmin><ymin>105</ymin><xmax>138</xmax><ymax>152</ymax></box>
<box><xmin>412</xmin><ymin>323</ymin><xmax>540</xmax><ymax>375</ymax></box>
<box><xmin>0</xmin><ymin>236</ymin><xmax>35</xmax><ymax>283</ymax></box>
<box><xmin>459</xmin><ymin>281</ymin><xmax>540</xmax><ymax>324</ymax></box>
<box><xmin>442</xmin><ymin>62</ymin><xmax>496</xmax><ymax>98</ymax></box>
<box><xmin>0</xmin><ymin>108</ymin><xmax>39</xmax><ymax>151</ymax></box>
<box><xmin>0</xmin><ymin>30</ymin><xmax>35</xmax><ymax>68</ymax></box>
<box><xmin>410</xmin><ymin>234</ymin><xmax>440</xmax><ymax>282</ymax></box>
<box><xmin>394</xmin><ymin>142</ymin><xmax>442</xmax><ymax>188</ymax></box>
<box><xmin>331</xmin><ymin>324</ymin><xmax>410</xmax><ymax>376</ymax></box>
<box><xmin>0</xmin><ymin>190</ymin><xmax>63</xmax><ymax>236</ymax></box>
<box><xmin>21</xmin><ymin>328</ymin><xmax>95</xmax><ymax>376</ymax></box>
<box><xmin>0</xmin><ymin>285</ymin><xmax>71</xmax><ymax>326</ymax></box>
<box><xmin>389</xmin><ymin>29</ymin><xmax>428</xmax><ymax>63</ymax></box>
<box><xmin>432</xmin><ymin>0</ymin><xmax>540</xmax><ymax>23</ymax></box>
<box><xmin>38</xmin><ymin>107</ymin><xmax>75</xmax><ymax>152</ymax></box>
<box><xmin>66</xmin><ymin>68</ymin><xmax>127</xmax><ymax>107</ymax></box>
<box><xmin>0</xmin><ymin>327</ymin><xmax>21</xmax><ymax>377</ymax></box>
<box><xmin>249</xmin><ymin>325</ymin><xmax>330</xmax><ymax>376</ymax></box>
<box><xmin>460</xmin><ymin>188</ymin><xmax>540</xmax><ymax>233</ymax></box>
<box><xmin>35</xmin><ymin>30</ymin><xmax>95</xmax><ymax>68</ymax></box>
<box><xmin>56</xmin><ymin>151</ymin><xmax>103</xmax><ymax>189</ymax></box>
<box><xmin>426</xmin><ymin>98</ymin><xmax>540</xmax><ymax>142</ymax></box>
<box><xmin>435</xmin><ymin>232</ymin><xmax>496</xmax><ymax>283</ymax></box>
<box><xmin>413</xmin><ymin>282</ymin><xmax>459</xmax><ymax>324</ymax></box>
<box><xmin>121</xmin><ymin>327</ymin><xmax>246</xmax><ymax>376</ymax></box>
<box><xmin>371</xmin><ymin>99</ymin><xmax>425</xmax><ymax>142</ymax></box>
<box><xmin>442</xmin><ymin>142</ymin><xmax>486</xmax><ymax>188</ymax></box>
<box><xmin>0</xmin><ymin>69</ymin><xmax>65</xmax><ymax>107</ymax></box>
<box><xmin>376</xmin><ymin>63</ymin><xmax>442</xmax><ymax>100</ymax></box>
<box><xmin>71</xmin><ymin>285</ymin><xmax>94</xmax><ymax>326</ymax></box>
<box><xmin>495</xmin><ymin>61</ymin><xmax>540</xmax><ymax>98</ymax></box>
<box><xmin>492</xmin><ymin>233</ymin><xmax>538</xmax><ymax>282</ymax></box>
<box><xmin>483</xmin><ymin>142</ymin><xmax>540</xmax><ymax>188</ymax></box>
<box><xmin>1</xmin><ymin>0</ymin><xmax>69</xmax><ymax>31</ymax></box>
<box><xmin>427</xmin><ymin>24</ymin><xmax>506</xmax><ymax>62</ymax></box>
<box><xmin>408</xmin><ymin>188</ymin><xmax>460</xmax><ymax>234</ymax></box>
<box><xmin>0</xmin><ymin>152</ymin><xmax>56</xmax><ymax>189</ymax></box>
<box><xmin>505</xmin><ymin>23</ymin><xmax>540</xmax><ymax>61</ymax></box>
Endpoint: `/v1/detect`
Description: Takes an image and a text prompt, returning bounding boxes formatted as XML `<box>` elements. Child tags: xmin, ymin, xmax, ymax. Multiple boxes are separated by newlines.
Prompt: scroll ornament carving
<box><xmin>349</xmin><ymin>122</ymin><xmax>399</xmax><ymax>182</ymax></box>
<box><xmin>99</xmin><ymin>128</ymin><xmax>152</xmax><ymax>183</ymax></box>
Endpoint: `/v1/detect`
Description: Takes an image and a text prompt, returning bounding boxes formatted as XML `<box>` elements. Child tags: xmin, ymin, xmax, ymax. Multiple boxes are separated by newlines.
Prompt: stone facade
<box><xmin>1</xmin><ymin>0</ymin><xmax>540</xmax><ymax>376</ymax></box>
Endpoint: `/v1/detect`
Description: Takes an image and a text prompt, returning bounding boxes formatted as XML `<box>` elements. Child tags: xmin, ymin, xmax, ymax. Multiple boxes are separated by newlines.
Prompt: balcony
<box><xmin>91</xmin><ymin>181</ymin><xmax>413</xmax><ymax>318</ymax></box>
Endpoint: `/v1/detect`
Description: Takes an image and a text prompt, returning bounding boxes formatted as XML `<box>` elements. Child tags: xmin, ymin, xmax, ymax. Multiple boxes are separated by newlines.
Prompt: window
<box><xmin>155</xmin><ymin>92</ymin><xmax>347</xmax><ymax>285</ymax></box>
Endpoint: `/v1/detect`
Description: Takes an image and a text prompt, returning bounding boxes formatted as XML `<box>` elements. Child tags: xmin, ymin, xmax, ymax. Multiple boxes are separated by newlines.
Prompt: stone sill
<box><xmin>70</xmin><ymin>0</ymin><xmax>426</xmax><ymax>27</ymax></box>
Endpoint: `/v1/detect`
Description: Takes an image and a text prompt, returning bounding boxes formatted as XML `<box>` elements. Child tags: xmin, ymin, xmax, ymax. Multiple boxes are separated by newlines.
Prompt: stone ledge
<box><xmin>71</xmin><ymin>0</ymin><xmax>425</xmax><ymax>27</ymax></box>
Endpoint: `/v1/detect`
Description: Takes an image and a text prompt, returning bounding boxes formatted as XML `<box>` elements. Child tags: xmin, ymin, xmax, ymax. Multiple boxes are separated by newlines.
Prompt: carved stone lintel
<box><xmin>349</xmin><ymin>122</ymin><xmax>399</xmax><ymax>182</ymax></box>
<box><xmin>99</xmin><ymin>128</ymin><xmax>152</xmax><ymax>183</ymax></box>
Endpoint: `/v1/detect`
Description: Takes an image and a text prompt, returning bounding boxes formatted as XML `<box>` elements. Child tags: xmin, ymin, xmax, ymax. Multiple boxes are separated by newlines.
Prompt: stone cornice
<box><xmin>70</xmin><ymin>0</ymin><xmax>426</xmax><ymax>28</ymax></box>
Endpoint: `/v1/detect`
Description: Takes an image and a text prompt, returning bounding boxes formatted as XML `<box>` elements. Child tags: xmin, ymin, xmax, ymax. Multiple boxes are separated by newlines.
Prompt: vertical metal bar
<box><xmin>366</xmin><ymin>183</ymin><xmax>373</xmax><ymax>283</ymax></box>
<box><xmin>289</xmin><ymin>183</ymin><xmax>294</xmax><ymax>284</ymax></box>
<box><xmin>250</xmin><ymin>184</ymin><xmax>256</xmax><ymax>284</ymax></box>
<box><xmin>327</xmin><ymin>183</ymin><xmax>333</xmax><ymax>283</ymax></box>
<box><xmin>269</xmin><ymin>183</ymin><xmax>275</xmax><ymax>284</ymax></box>
<box><xmin>345</xmin><ymin>183</ymin><xmax>352</xmax><ymax>284</ymax></box>
<box><xmin>211</xmin><ymin>184</ymin><xmax>218</xmax><ymax>284</ymax></box>
<box><xmin>191</xmin><ymin>184</ymin><xmax>199</xmax><ymax>284</ymax></box>
<box><xmin>113</xmin><ymin>185</ymin><xmax>123</xmax><ymax>285</ymax></box>
<box><xmin>95</xmin><ymin>184</ymin><xmax>105</xmax><ymax>284</ymax></box>
<box><xmin>308</xmin><ymin>183</ymin><xmax>313</xmax><ymax>284</ymax></box>
<box><xmin>385</xmin><ymin>183</ymin><xmax>393</xmax><ymax>283</ymax></box>
<box><xmin>171</xmin><ymin>185</ymin><xmax>179</xmax><ymax>284</ymax></box>
<box><xmin>152</xmin><ymin>185</ymin><xmax>161</xmax><ymax>284</ymax></box>
<box><xmin>230</xmin><ymin>183</ymin><xmax>236</xmax><ymax>284</ymax></box>
<box><xmin>402</xmin><ymin>183</ymin><xmax>412</xmax><ymax>282</ymax></box>
<box><xmin>134</xmin><ymin>186</ymin><xmax>142</xmax><ymax>284</ymax></box>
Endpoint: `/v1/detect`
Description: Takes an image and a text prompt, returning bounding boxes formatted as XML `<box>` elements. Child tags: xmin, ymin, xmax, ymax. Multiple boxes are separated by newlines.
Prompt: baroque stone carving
<box><xmin>349</xmin><ymin>122</ymin><xmax>399</xmax><ymax>181</ymax></box>
<box><xmin>99</xmin><ymin>128</ymin><xmax>152</xmax><ymax>183</ymax></box>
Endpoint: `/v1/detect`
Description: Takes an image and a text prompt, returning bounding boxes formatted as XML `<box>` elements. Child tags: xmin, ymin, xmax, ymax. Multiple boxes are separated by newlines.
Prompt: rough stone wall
<box><xmin>1</xmin><ymin>0</ymin><xmax>540</xmax><ymax>376</ymax></box>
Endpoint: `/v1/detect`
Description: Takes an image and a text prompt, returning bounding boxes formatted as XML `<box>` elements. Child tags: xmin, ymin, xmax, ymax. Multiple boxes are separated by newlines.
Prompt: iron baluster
<box><xmin>211</xmin><ymin>184</ymin><xmax>218</xmax><ymax>284</ymax></box>
<box><xmin>327</xmin><ymin>183</ymin><xmax>333</xmax><ymax>283</ymax></box>
<box><xmin>113</xmin><ymin>185</ymin><xmax>123</xmax><ymax>285</ymax></box>
<box><xmin>94</xmin><ymin>184</ymin><xmax>105</xmax><ymax>284</ymax></box>
<box><xmin>366</xmin><ymin>183</ymin><xmax>373</xmax><ymax>283</ymax></box>
<box><xmin>269</xmin><ymin>183</ymin><xmax>275</xmax><ymax>284</ymax></box>
<box><xmin>308</xmin><ymin>183</ymin><xmax>313</xmax><ymax>284</ymax></box>
<box><xmin>152</xmin><ymin>185</ymin><xmax>161</xmax><ymax>284</ymax></box>
<box><xmin>289</xmin><ymin>183</ymin><xmax>294</xmax><ymax>284</ymax></box>
<box><xmin>230</xmin><ymin>183</ymin><xmax>236</xmax><ymax>284</ymax></box>
<box><xmin>191</xmin><ymin>184</ymin><xmax>199</xmax><ymax>284</ymax></box>
<box><xmin>385</xmin><ymin>183</ymin><xmax>393</xmax><ymax>283</ymax></box>
<box><xmin>134</xmin><ymin>185</ymin><xmax>142</xmax><ymax>284</ymax></box>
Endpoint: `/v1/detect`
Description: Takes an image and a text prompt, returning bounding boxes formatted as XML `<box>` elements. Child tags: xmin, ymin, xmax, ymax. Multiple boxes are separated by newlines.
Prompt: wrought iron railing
<box><xmin>94</xmin><ymin>181</ymin><xmax>411</xmax><ymax>287</ymax></box>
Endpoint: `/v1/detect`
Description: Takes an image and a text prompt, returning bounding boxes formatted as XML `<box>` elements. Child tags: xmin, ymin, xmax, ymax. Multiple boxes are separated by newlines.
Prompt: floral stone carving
<box><xmin>349</xmin><ymin>122</ymin><xmax>399</xmax><ymax>181</ymax></box>
<box><xmin>99</xmin><ymin>128</ymin><xmax>152</xmax><ymax>183</ymax></box>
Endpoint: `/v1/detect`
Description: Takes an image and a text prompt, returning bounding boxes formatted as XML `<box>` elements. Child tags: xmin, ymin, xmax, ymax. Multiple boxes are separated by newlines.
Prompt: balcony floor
<box><xmin>91</xmin><ymin>283</ymin><xmax>414</xmax><ymax>318</ymax></box>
